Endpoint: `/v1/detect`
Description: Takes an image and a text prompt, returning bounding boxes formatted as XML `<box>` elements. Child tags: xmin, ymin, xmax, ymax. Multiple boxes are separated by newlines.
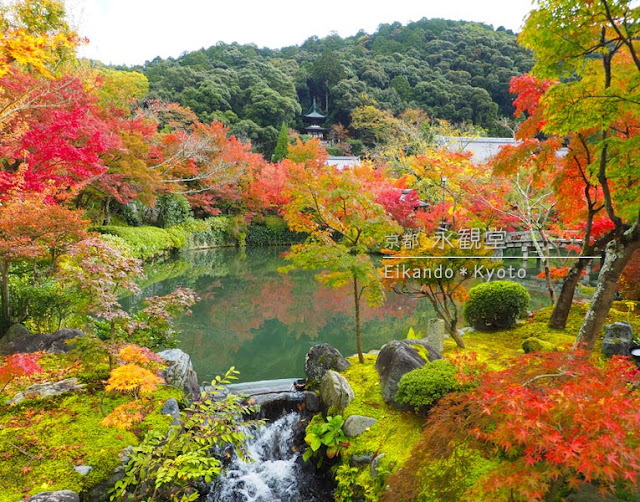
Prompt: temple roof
<box><xmin>304</xmin><ymin>97</ymin><xmax>326</xmax><ymax>119</ymax></box>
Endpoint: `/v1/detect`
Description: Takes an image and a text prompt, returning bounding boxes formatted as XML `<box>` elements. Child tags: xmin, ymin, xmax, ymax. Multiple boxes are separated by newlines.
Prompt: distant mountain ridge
<box><xmin>123</xmin><ymin>18</ymin><xmax>532</xmax><ymax>153</ymax></box>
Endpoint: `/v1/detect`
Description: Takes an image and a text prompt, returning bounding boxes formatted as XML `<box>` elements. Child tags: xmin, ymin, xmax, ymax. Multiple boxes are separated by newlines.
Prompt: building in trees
<box><xmin>303</xmin><ymin>98</ymin><xmax>328</xmax><ymax>143</ymax></box>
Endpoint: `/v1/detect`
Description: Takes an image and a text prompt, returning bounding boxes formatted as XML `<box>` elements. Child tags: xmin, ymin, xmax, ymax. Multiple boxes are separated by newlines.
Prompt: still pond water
<box><xmin>127</xmin><ymin>247</ymin><xmax>560</xmax><ymax>383</ymax></box>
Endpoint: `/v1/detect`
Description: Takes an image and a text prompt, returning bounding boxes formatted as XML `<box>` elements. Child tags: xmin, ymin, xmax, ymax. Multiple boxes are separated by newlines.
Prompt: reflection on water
<box><xmin>126</xmin><ymin>247</ymin><xmax>573</xmax><ymax>383</ymax></box>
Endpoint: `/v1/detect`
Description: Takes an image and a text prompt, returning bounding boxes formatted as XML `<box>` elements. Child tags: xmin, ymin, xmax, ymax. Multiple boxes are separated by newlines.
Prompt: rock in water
<box><xmin>602</xmin><ymin>322</ymin><xmax>634</xmax><ymax>357</ymax></box>
<box><xmin>25</xmin><ymin>491</ymin><xmax>79</xmax><ymax>502</ymax></box>
<box><xmin>343</xmin><ymin>415</ymin><xmax>377</xmax><ymax>437</ymax></box>
<box><xmin>319</xmin><ymin>370</ymin><xmax>354</xmax><ymax>412</ymax></box>
<box><xmin>375</xmin><ymin>340</ymin><xmax>442</xmax><ymax>406</ymax></box>
<box><xmin>305</xmin><ymin>344</ymin><xmax>350</xmax><ymax>386</ymax></box>
<box><xmin>157</xmin><ymin>349</ymin><xmax>200</xmax><ymax>400</ymax></box>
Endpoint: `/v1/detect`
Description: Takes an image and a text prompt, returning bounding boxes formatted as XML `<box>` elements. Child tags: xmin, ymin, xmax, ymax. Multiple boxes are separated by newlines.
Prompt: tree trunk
<box><xmin>108</xmin><ymin>318</ymin><xmax>116</xmax><ymax>369</ymax></box>
<box><xmin>446</xmin><ymin>297</ymin><xmax>466</xmax><ymax>349</ymax></box>
<box><xmin>548</xmin><ymin>257</ymin><xmax>591</xmax><ymax>329</ymax></box>
<box><xmin>447</xmin><ymin>320</ymin><xmax>466</xmax><ymax>349</ymax></box>
<box><xmin>353</xmin><ymin>275</ymin><xmax>364</xmax><ymax>363</ymax></box>
<box><xmin>575</xmin><ymin>237</ymin><xmax>639</xmax><ymax>350</ymax></box>
<box><xmin>0</xmin><ymin>259</ymin><xmax>9</xmax><ymax>328</ymax></box>
<box><xmin>542</xmin><ymin>239</ymin><xmax>555</xmax><ymax>304</ymax></box>
<box><xmin>530</xmin><ymin>228</ymin><xmax>555</xmax><ymax>304</ymax></box>
<box><xmin>103</xmin><ymin>197</ymin><xmax>112</xmax><ymax>226</ymax></box>
<box><xmin>324</xmin><ymin>85</ymin><xmax>329</xmax><ymax>115</ymax></box>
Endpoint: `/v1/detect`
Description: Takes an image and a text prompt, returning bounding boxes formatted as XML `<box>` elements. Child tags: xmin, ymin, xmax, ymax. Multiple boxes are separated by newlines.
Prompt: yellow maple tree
<box><xmin>0</xmin><ymin>0</ymin><xmax>79</xmax><ymax>78</ymax></box>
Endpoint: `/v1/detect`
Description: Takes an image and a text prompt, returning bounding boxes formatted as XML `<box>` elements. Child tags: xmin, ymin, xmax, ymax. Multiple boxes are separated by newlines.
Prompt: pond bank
<box><xmin>98</xmin><ymin>216</ymin><xmax>305</xmax><ymax>262</ymax></box>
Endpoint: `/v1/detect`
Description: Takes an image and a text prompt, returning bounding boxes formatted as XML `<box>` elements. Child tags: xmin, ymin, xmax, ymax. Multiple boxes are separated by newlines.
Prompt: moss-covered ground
<box><xmin>0</xmin><ymin>352</ymin><xmax>182</xmax><ymax>501</ymax></box>
<box><xmin>334</xmin><ymin>301</ymin><xmax>640</xmax><ymax>500</ymax></box>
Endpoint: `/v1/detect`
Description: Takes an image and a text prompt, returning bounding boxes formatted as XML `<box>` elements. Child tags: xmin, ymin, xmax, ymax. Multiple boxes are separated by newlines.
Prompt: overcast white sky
<box><xmin>67</xmin><ymin>0</ymin><xmax>535</xmax><ymax>66</ymax></box>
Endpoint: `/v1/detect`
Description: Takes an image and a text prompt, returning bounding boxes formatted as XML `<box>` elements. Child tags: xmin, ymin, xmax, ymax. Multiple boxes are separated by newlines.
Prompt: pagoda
<box><xmin>303</xmin><ymin>97</ymin><xmax>328</xmax><ymax>142</ymax></box>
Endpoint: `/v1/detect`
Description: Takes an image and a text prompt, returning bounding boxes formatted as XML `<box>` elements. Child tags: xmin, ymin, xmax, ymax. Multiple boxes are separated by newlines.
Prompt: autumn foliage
<box><xmin>100</xmin><ymin>345</ymin><xmax>165</xmax><ymax>430</ymax></box>
<box><xmin>0</xmin><ymin>353</ymin><xmax>43</xmax><ymax>395</ymax></box>
<box><xmin>385</xmin><ymin>351</ymin><xmax>640</xmax><ymax>502</ymax></box>
<box><xmin>99</xmin><ymin>401</ymin><xmax>147</xmax><ymax>431</ymax></box>
<box><xmin>104</xmin><ymin>346</ymin><xmax>165</xmax><ymax>399</ymax></box>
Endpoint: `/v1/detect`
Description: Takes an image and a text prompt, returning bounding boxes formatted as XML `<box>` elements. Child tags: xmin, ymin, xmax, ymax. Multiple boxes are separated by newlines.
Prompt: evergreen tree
<box><xmin>271</xmin><ymin>122</ymin><xmax>289</xmax><ymax>162</ymax></box>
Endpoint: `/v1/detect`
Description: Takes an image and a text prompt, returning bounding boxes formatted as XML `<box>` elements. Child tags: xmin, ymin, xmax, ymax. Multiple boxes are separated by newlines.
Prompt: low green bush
<box><xmin>99</xmin><ymin>225</ymin><xmax>189</xmax><ymax>261</ymax></box>
<box><xmin>186</xmin><ymin>216</ymin><xmax>233</xmax><ymax>248</ymax></box>
<box><xmin>395</xmin><ymin>359</ymin><xmax>461</xmax><ymax>412</ymax></box>
<box><xmin>246</xmin><ymin>216</ymin><xmax>305</xmax><ymax>246</ymax></box>
<box><xmin>463</xmin><ymin>281</ymin><xmax>530</xmax><ymax>331</ymax></box>
<box><xmin>9</xmin><ymin>275</ymin><xmax>80</xmax><ymax>333</ymax></box>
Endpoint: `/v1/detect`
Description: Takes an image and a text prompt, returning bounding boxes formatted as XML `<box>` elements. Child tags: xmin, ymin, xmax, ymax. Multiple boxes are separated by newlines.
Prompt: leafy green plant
<box><xmin>463</xmin><ymin>280</ymin><xmax>530</xmax><ymax>331</ymax></box>
<box><xmin>156</xmin><ymin>193</ymin><xmax>192</xmax><ymax>228</ymax></box>
<box><xmin>229</xmin><ymin>214</ymin><xmax>248</xmax><ymax>247</ymax></box>
<box><xmin>110</xmin><ymin>367</ymin><xmax>263</xmax><ymax>502</ymax></box>
<box><xmin>99</xmin><ymin>225</ymin><xmax>189</xmax><ymax>260</ymax></box>
<box><xmin>9</xmin><ymin>275</ymin><xmax>80</xmax><ymax>333</ymax></box>
<box><xmin>334</xmin><ymin>464</ymin><xmax>376</xmax><ymax>502</ymax></box>
<box><xmin>334</xmin><ymin>459</ymin><xmax>392</xmax><ymax>502</ymax></box>
<box><xmin>303</xmin><ymin>414</ymin><xmax>350</xmax><ymax>462</ymax></box>
<box><xmin>395</xmin><ymin>359</ymin><xmax>462</xmax><ymax>412</ymax></box>
<box><xmin>405</xmin><ymin>327</ymin><xmax>422</xmax><ymax>340</ymax></box>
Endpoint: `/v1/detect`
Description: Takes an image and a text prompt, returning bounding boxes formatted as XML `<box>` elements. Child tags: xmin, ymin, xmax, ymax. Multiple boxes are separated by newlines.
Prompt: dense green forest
<box><xmin>122</xmin><ymin>18</ymin><xmax>532</xmax><ymax>154</ymax></box>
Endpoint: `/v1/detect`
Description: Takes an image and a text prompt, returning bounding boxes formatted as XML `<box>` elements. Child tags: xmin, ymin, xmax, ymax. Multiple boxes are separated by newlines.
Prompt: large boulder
<box><xmin>9</xmin><ymin>378</ymin><xmax>85</xmax><ymax>405</ymax></box>
<box><xmin>602</xmin><ymin>322</ymin><xmax>634</xmax><ymax>357</ymax></box>
<box><xmin>343</xmin><ymin>415</ymin><xmax>377</xmax><ymax>437</ymax></box>
<box><xmin>319</xmin><ymin>370</ymin><xmax>354</xmax><ymax>413</ymax></box>
<box><xmin>157</xmin><ymin>349</ymin><xmax>200</xmax><ymax>400</ymax></box>
<box><xmin>26</xmin><ymin>491</ymin><xmax>79</xmax><ymax>502</ymax></box>
<box><xmin>305</xmin><ymin>343</ymin><xmax>350</xmax><ymax>386</ymax></box>
<box><xmin>375</xmin><ymin>340</ymin><xmax>442</xmax><ymax>406</ymax></box>
<box><xmin>251</xmin><ymin>391</ymin><xmax>306</xmax><ymax>420</ymax></box>
<box><xmin>0</xmin><ymin>325</ymin><xmax>84</xmax><ymax>356</ymax></box>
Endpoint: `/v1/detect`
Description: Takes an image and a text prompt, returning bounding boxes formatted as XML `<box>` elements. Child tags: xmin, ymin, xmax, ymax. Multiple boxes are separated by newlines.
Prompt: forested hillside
<box><xmin>126</xmin><ymin>18</ymin><xmax>532</xmax><ymax>154</ymax></box>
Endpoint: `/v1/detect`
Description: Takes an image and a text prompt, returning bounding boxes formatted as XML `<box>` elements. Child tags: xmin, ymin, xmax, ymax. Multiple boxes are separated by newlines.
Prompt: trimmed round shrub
<box><xmin>395</xmin><ymin>359</ymin><xmax>461</xmax><ymax>412</ymax></box>
<box><xmin>463</xmin><ymin>280</ymin><xmax>530</xmax><ymax>331</ymax></box>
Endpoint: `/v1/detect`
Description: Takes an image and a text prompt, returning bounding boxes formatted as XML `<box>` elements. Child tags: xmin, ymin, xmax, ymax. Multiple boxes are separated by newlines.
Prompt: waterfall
<box><xmin>207</xmin><ymin>411</ymin><xmax>332</xmax><ymax>502</ymax></box>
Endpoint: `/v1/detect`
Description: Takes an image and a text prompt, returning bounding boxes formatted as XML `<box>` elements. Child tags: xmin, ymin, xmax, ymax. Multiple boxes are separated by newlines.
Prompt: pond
<box><xmin>126</xmin><ymin>247</ymin><xmax>575</xmax><ymax>383</ymax></box>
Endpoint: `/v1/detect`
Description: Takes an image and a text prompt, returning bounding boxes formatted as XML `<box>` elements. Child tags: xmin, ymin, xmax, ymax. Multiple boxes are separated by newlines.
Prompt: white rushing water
<box><xmin>207</xmin><ymin>412</ymin><xmax>329</xmax><ymax>502</ymax></box>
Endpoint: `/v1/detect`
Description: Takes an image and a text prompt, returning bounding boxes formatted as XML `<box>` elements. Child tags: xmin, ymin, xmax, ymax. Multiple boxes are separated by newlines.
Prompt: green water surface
<box><xmin>128</xmin><ymin>247</ymin><xmax>565</xmax><ymax>382</ymax></box>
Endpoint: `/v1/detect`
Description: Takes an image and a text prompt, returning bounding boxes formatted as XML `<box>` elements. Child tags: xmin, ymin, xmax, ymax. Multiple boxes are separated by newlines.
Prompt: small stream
<box><xmin>207</xmin><ymin>411</ymin><xmax>333</xmax><ymax>502</ymax></box>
